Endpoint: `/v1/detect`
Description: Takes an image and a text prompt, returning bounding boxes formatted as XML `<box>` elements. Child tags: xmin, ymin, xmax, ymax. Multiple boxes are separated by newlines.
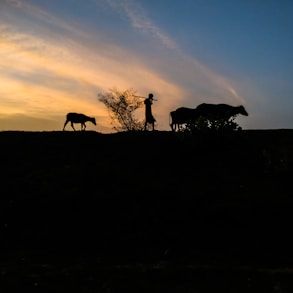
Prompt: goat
<box><xmin>63</xmin><ymin>112</ymin><xmax>96</xmax><ymax>131</ymax></box>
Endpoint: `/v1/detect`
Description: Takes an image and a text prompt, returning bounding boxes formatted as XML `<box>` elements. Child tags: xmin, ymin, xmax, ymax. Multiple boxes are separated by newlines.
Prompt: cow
<box><xmin>169</xmin><ymin>107</ymin><xmax>199</xmax><ymax>131</ymax></box>
<box><xmin>63</xmin><ymin>112</ymin><xmax>96</xmax><ymax>131</ymax></box>
<box><xmin>195</xmin><ymin>103</ymin><xmax>248</xmax><ymax>120</ymax></box>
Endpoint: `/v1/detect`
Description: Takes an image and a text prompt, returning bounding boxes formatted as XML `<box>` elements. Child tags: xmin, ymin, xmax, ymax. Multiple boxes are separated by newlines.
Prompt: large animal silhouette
<box><xmin>169</xmin><ymin>107</ymin><xmax>198</xmax><ymax>131</ymax></box>
<box><xmin>195</xmin><ymin>103</ymin><xmax>248</xmax><ymax>120</ymax></box>
<box><xmin>169</xmin><ymin>103</ymin><xmax>248</xmax><ymax>131</ymax></box>
<box><xmin>63</xmin><ymin>112</ymin><xmax>96</xmax><ymax>131</ymax></box>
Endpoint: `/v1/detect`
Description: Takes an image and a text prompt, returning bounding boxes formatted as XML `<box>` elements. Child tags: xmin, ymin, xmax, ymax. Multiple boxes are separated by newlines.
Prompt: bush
<box><xmin>98</xmin><ymin>87</ymin><xmax>144</xmax><ymax>132</ymax></box>
<box><xmin>183</xmin><ymin>115</ymin><xmax>242</xmax><ymax>135</ymax></box>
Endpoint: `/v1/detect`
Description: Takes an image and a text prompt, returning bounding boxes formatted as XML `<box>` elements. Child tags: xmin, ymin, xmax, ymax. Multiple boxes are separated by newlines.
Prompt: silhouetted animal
<box><xmin>63</xmin><ymin>112</ymin><xmax>96</xmax><ymax>131</ymax></box>
<box><xmin>169</xmin><ymin>107</ymin><xmax>199</xmax><ymax>131</ymax></box>
<box><xmin>195</xmin><ymin>103</ymin><xmax>248</xmax><ymax>120</ymax></box>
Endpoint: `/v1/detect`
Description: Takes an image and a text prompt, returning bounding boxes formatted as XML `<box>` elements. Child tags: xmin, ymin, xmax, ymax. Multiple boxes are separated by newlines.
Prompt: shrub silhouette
<box><xmin>185</xmin><ymin>114</ymin><xmax>242</xmax><ymax>133</ymax></box>
<box><xmin>98</xmin><ymin>87</ymin><xmax>144</xmax><ymax>132</ymax></box>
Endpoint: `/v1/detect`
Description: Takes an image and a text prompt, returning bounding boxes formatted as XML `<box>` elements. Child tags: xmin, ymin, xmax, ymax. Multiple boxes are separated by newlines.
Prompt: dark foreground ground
<box><xmin>1</xmin><ymin>129</ymin><xmax>293</xmax><ymax>292</ymax></box>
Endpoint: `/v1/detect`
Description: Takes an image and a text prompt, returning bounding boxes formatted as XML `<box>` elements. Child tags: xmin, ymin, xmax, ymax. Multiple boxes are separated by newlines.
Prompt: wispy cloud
<box><xmin>105</xmin><ymin>0</ymin><xmax>245</xmax><ymax>105</ymax></box>
<box><xmin>3</xmin><ymin>0</ymin><xmax>89</xmax><ymax>39</ymax></box>
<box><xmin>0</xmin><ymin>3</ymin><xmax>185</xmax><ymax>131</ymax></box>
<box><xmin>106</xmin><ymin>0</ymin><xmax>178</xmax><ymax>50</ymax></box>
<box><xmin>0</xmin><ymin>0</ymin><xmax>247</xmax><ymax>132</ymax></box>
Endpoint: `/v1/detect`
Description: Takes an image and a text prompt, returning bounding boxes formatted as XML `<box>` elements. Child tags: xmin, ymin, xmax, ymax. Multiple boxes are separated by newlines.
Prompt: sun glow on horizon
<box><xmin>0</xmin><ymin>0</ymin><xmax>256</xmax><ymax>132</ymax></box>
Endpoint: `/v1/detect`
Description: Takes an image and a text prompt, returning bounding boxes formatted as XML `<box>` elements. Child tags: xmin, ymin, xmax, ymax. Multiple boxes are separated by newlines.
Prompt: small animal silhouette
<box><xmin>63</xmin><ymin>112</ymin><xmax>96</xmax><ymax>131</ymax></box>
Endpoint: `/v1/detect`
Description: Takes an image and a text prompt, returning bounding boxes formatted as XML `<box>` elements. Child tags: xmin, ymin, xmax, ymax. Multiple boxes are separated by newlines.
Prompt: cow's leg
<box><xmin>171</xmin><ymin>123</ymin><xmax>175</xmax><ymax>131</ymax></box>
<box><xmin>63</xmin><ymin>119</ymin><xmax>69</xmax><ymax>131</ymax></box>
<box><xmin>70</xmin><ymin>122</ymin><xmax>76</xmax><ymax>131</ymax></box>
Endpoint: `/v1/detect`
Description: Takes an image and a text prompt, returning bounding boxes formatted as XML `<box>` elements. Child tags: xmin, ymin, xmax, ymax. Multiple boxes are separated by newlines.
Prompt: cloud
<box><xmin>0</xmin><ymin>0</ymin><xmax>247</xmax><ymax>132</ymax></box>
<box><xmin>0</xmin><ymin>18</ymin><xmax>185</xmax><ymax>131</ymax></box>
<box><xmin>104</xmin><ymin>0</ymin><xmax>245</xmax><ymax>105</ymax></box>
<box><xmin>107</xmin><ymin>0</ymin><xmax>178</xmax><ymax>50</ymax></box>
<box><xmin>4</xmin><ymin>0</ymin><xmax>22</xmax><ymax>7</ymax></box>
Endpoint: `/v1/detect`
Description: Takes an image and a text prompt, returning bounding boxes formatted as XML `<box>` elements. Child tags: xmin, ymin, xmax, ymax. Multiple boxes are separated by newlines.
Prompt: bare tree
<box><xmin>98</xmin><ymin>88</ymin><xmax>144</xmax><ymax>132</ymax></box>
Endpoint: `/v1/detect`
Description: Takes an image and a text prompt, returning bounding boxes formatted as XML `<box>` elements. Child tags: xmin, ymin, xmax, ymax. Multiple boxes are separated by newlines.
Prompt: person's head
<box><xmin>148</xmin><ymin>93</ymin><xmax>153</xmax><ymax>100</ymax></box>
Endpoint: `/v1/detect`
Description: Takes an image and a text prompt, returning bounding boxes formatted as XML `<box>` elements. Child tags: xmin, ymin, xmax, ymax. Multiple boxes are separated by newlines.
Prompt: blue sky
<box><xmin>1</xmin><ymin>0</ymin><xmax>293</xmax><ymax>132</ymax></box>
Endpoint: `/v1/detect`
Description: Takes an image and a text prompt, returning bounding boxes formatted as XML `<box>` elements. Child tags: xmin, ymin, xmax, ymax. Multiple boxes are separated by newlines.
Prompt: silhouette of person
<box><xmin>144</xmin><ymin>93</ymin><xmax>156</xmax><ymax>131</ymax></box>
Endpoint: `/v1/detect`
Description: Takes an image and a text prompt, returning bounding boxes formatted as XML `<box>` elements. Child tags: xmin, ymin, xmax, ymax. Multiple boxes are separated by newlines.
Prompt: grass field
<box><xmin>1</xmin><ymin>129</ymin><xmax>293</xmax><ymax>292</ymax></box>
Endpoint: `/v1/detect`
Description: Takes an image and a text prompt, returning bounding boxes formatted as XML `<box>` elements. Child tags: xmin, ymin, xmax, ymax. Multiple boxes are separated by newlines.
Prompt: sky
<box><xmin>1</xmin><ymin>0</ymin><xmax>293</xmax><ymax>132</ymax></box>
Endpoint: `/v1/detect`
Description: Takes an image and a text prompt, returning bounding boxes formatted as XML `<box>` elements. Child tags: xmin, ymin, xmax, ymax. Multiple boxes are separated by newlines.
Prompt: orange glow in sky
<box><xmin>1</xmin><ymin>0</ymin><xmax>292</xmax><ymax>132</ymax></box>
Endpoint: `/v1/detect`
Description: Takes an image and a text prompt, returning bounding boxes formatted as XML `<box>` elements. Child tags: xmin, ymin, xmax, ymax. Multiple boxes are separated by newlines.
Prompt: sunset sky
<box><xmin>1</xmin><ymin>0</ymin><xmax>293</xmax><ymax>132</ymax></box>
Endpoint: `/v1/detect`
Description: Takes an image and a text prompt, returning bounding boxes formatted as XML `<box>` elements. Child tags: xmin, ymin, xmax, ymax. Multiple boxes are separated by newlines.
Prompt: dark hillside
<box><xmin>1</xmin><ymin>130</ymin><xmax>293</xmax><ymax>291</ymax></box>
